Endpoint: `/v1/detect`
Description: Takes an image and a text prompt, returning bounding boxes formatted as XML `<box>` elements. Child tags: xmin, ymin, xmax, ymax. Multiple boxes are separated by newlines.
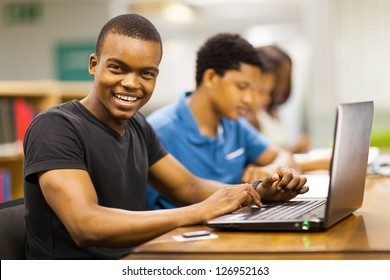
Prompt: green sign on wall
<box><xmin>56</xmin><ymin>42</ymin><xmax>95</xmax><ymax>81</ymax></box>
<box><xmin>3</xmin><ymin>1</ymin><xmax>43</xmax><ymax>25</ymax></box>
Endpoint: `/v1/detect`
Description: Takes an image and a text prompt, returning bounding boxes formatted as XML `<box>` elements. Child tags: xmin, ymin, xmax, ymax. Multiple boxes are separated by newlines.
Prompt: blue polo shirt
<box><xmin>146</xmin><ymin>91</ymin><xmax>271</xmax><ymax>209</ymax></box>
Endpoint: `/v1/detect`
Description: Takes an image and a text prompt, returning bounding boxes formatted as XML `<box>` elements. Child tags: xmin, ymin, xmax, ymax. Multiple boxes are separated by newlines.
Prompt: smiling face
<box><xmin>86</xmin><ymin>33</ymin><xmax>162</xmax><ymax>131</ymax></box>
<box><xmin>210</xmin><ymin>63</ymin><xmax>261</xmax><ymax>120</ymax></box>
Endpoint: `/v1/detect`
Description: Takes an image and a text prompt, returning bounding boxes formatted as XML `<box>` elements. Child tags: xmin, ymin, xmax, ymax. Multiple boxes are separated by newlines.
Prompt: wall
<box><xmin>303</xmin><ymin>0</ymin><xmax>390</xmax><ymax>147</ymax></box>
<box><xmin>0</xmin><ymin>0</ymin><xmax>109</xmax><ymax>80</ymax></box>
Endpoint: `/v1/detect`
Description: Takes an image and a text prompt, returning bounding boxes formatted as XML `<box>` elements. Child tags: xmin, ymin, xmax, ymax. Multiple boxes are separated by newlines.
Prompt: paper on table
<box><xmin>294</xmin><ymin>147</ymin><xmax>380</xmax><ymax>199</ymax></box>
<box><xmin>299</xmin><ymin>174</ymin><xmax>330</xmax><ymax>199</ymax></box>
<box><xmin>294</xmin><ymin>147</ymin><xmax>380</xmax><ymax>165</ymax></box>
<box><xmin>172</xmin><ymin>233</ymin><xmax>219</xmax><ymax>242</ymax></box>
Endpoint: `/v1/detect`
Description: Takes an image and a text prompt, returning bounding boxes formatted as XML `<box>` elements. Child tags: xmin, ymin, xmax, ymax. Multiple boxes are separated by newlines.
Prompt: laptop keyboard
<box><xmin>247</xmin><ymin>200</ymin><xmax>326</xmax><ymax>220</ymax></box>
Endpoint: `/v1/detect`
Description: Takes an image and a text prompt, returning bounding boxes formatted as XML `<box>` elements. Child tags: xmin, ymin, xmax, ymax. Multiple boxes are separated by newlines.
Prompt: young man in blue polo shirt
<box><xmin>146</xmin><ymin>33</ymin><xmax>300</xmax><ymax>210</ymax></box>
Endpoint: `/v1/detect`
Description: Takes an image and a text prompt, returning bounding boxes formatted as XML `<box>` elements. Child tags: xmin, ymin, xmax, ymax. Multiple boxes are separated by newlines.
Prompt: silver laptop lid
<box><xmin>324</xmin><ymin>101</ymin><xmax>374</xmax><ymax>227</ymax></box>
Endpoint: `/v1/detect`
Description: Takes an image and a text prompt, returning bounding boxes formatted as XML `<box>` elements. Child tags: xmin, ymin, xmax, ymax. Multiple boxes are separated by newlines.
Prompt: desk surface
<box><xmin>125</xmin><ymin>176</ymin><xmax>390</xmax><ymax>260</ymax></box>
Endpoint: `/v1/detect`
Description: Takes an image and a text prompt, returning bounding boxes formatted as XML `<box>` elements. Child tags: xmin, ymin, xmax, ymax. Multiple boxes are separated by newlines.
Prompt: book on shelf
<box><xmin>0</xmin><ymin>168</ymin><xmax>11</xmax><ymax>202</ymax></box>
<box><xmin>0</xmin><ymin>97</ymin><xmax>16</xmax><ymax>145</ymax></box>
<box><xmin>0</xmin><ymin>169</ymin><xmax>2</xmax><ymax>202</ymax></box>
<box><xmin>0</xmin><ymin>97</ymin><xmax>36</xmax><ymax>157</ymax></box>
<box><xmin>14</xmin><ymin>97</ymin><xmax>36</xmax><ymax>144</ymax></box>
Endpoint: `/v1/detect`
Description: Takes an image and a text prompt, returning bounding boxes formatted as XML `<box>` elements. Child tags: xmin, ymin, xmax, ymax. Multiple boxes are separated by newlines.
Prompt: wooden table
<box><xmin>124</xmin><ymin>176</ymin><xmax>390</xmax><ymax>260</ymax></box>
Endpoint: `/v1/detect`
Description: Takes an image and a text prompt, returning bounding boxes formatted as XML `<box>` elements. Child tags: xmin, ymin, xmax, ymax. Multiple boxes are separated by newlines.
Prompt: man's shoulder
<box><xmin>147</xmin><ymin>103</ymin><xmax>179</xmax><ymax>128</ymax></box>
<box><xmin>221</xmin><ymin>116</ymin><xmax>254</xmax><ymax>131</ymax></box>
<box><xmin>236</xmin><ymin>116</ymin><xmax>260</xmax><ymax>132</ymax></box>
<box><xmin>38</xmin><ymin>100</ymin><xmax>78</xmax><ymax>117</ymax></box>
<box><xmin>33</xmin><ymin>102</ymin><xmax>86</xmax><ymax>131</ymax></box>
<box><xmin>221</xmin><ymin>117</ymin><xmax>268</xmax><ymax>141</ymax></box>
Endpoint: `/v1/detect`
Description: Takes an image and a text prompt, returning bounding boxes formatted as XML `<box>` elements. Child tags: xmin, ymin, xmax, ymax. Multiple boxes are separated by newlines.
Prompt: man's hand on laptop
<box><xmin>195</xmin><ymin>183</ymin><xmax>262</xmax><ymax>222</ymax></box>
<box><xmin>254</xmin><ymin>165</ymin><xmax>309</xmax><ymax>202</ymax></box>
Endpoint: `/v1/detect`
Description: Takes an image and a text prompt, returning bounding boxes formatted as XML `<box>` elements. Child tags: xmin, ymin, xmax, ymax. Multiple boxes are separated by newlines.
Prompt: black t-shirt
<box><xmin>23</xmin><ymin>100</ymin><xmax>167</xmax><ymax>259</ymax></box>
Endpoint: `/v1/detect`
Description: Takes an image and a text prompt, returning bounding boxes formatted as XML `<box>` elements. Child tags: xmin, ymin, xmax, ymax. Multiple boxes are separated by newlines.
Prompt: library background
<box><xmin>1</xmin><ymin>0</ymin><xmax>390</xmax><ymax>202</ymax></box>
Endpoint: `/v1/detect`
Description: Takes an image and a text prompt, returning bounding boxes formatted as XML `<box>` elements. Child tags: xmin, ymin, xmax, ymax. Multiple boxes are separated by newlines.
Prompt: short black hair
<box><xmin>195</xmin><ymin>33</ymin><xmax>262</xmax><ymax>87</ymax></box>
<box><xmin>95</xmin><ymin>13</ymin><xmax>162</xmax><ymax>57</ymax></box>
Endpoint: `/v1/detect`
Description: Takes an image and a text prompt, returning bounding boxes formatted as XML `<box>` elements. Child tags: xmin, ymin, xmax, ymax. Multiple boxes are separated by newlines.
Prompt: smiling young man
<box><xmin>146</xmin><ymin>33</ymin><xmax>301</xmax><ymax>210</ymax></box>
<box><xmin>23</xmin><ymin>15</ymin><xmax>308</xmax><ymax>260</ymax></box>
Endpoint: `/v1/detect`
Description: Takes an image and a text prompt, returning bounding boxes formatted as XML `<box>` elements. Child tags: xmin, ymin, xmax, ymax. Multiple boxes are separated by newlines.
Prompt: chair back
<box><xmin>0</xmin><ymin>198</ymin><xmax>26</xmax><ymax>260</ymax></box>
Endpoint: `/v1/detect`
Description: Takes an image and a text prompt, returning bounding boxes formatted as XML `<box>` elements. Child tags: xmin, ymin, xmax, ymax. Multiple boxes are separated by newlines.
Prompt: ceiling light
<box><xmin>162</xmin><ymin>2</ymin><xmax>195</xmax><ymax>24</ymax></box>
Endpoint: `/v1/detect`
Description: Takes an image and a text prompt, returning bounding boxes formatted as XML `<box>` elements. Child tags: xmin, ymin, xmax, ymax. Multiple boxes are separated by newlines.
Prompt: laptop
<box><xmin>207</xmin><ymin>101</ymin><xmax>374</xmax><ymax>232</ymax></box>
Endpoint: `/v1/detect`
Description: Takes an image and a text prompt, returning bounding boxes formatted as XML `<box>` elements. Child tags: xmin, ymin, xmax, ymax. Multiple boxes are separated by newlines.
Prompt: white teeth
<box><xmin>114</xmin><ymin>93</ymin><xmax>138</xmax><ymax>102</ymax></box>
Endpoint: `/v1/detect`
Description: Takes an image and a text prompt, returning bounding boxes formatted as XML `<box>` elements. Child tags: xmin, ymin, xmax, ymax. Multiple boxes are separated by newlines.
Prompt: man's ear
<box><xmin>203</xmin><ymin>68</ymin><xmax>220</xmax><ymax>90</ymax></box>
<box><xmin>88</xmin><ymin>54</ymin><xmax>98</xmax><ymax>76</ymax></box>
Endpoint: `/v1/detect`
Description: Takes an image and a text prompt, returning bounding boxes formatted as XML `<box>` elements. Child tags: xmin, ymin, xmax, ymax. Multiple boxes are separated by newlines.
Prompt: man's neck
<box><xmin>188</xmin><ymin>89</ymin><xmax>220</xmax><ymax>138</ymax></box>
<box><xmin>80</xmin><ymin>95</ymin><xmax>127</xmax><ymax>136</ymax></box>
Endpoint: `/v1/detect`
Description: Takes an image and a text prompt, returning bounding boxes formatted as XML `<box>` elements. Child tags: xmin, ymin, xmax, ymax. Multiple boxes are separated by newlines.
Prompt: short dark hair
<box><xmin>95</xmin><ymin>13</ymin><xmax>162</xmax><ymax>57</ymax></box>
<box><xmin>195</xmin><ymin>33</ymin><xmax>262</xmax><ymax>87</ymax></box>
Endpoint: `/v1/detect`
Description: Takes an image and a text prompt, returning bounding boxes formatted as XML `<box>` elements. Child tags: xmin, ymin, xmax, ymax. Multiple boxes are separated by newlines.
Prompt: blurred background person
<box><xmin>247</xmin><ymin>45</ymin><xmax>330</xmax><ymax>171</ymax></box>
<box><xmin>146</xmin><ymin>33</ymin><xmax>303</xmax><ymax>210</ymax></box>
<box><xmin>246</xmin><ymin>45</ymin><xmax>311</xmax><ymax>154</ymax></box>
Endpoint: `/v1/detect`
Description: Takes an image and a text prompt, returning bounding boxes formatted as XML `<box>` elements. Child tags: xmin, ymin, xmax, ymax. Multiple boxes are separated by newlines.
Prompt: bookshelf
<box><xmin>0</xmin><ymin>80</ymin><xmax>92</xmax><ymax>199</ymax></box>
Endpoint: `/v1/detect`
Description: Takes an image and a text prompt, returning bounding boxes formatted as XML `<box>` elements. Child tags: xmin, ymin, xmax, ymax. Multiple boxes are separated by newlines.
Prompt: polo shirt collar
<box><xmin>178</xmin><ymin>91</ymin><xmax>225</xmax><ymax>146</ymax></box>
